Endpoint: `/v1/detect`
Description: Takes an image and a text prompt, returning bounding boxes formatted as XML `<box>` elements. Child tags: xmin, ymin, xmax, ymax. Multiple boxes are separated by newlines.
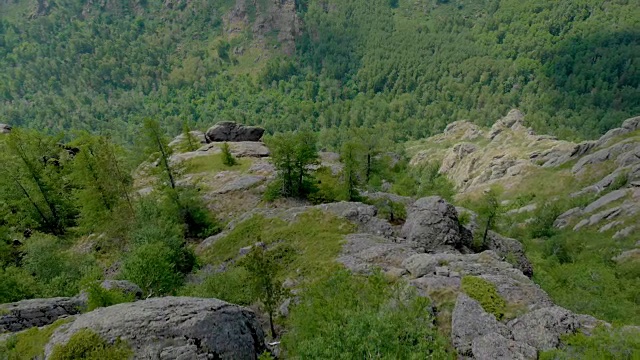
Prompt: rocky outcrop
<box><xmin>44</xmin><ymin>297</ymin><xmax>265</xmax><ymax>359</ymax></box>
<box><xmin>401</xmin><ymin>196</ymin><xmax>470</xmax><ymax>252</ymax></box>
<box><xmin>205</xmin><ymin>122</ymin><xmax>265</xmax><ymax>143</ymax></box>
<box><xmin>489</xmin><ymin>109</ymin><xmax>527</xmax><ymax>140</ymax></box>
<box><xmin>471</xmin><ymin>332</ymin><xmax>537</xmax><ymax>360</ymax></box>
<box><xmin>451</xmin><ymin>290</ymin><xmax>601</xmax><ymax>358</ymax></box>
<box><xmin>508</xmin><ymin>306</ymin><xmax>600</xmax><ymax>351</ymax></box>
<box><xmin>0</xmin><ymin>123</ymin><xmax>11</xmax><ymax>134</ymax></box>
<box><xmin>484</xmin><ymin>232</ymin><xmax>533</xmax><ymax>277</ymax></box>
<box><xmin>452</xmin><ymin>294</ymin><xmax>510</xmax><ymax>355</ymax></box>
<box><xmin>0</xmin><ymin>297</ymin><xmax>84</xmax><ymax>333</ymax></box>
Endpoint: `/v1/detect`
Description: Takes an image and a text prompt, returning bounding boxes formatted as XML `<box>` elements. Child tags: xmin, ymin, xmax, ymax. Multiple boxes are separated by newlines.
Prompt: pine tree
<box><xmin>142</xmin><ymin>118</ymin><xmax>178</xmax><ymax>190</ymax></box>
<box><xmin>181</xmin><ymin>121</ymin><xmax>200</xmax><ymax>152</ymax></box>
<box><xmin>69</xmin><ymin>133</ymin><xmax>134</xmax><ymax>232</ymax></box>
<box><xmin>340</xmin><ymin>140</ymin><xmax>365</xmax><ymax>201</ymax></box>
<box><xmin>221</xmin><ymin>142</ymin><xmax>237</xmax><ymax>166</ymax></box>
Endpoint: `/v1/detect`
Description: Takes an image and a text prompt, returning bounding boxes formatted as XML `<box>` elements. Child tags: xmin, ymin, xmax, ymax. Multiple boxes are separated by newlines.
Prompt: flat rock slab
<box><xmin>44</xmin><ymin>297</ymin><xmax>265</xmax><ymax>360</ymax></box>
<box><xmin>0</xmin><ymin>297</ymin><xmax>85</xmax><ymax>333</ymax></box>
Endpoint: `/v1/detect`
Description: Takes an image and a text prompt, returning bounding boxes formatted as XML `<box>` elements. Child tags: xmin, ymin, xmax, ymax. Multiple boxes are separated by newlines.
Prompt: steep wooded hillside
<box><xmin>0</xmin><ymin>0</ymin><xmax>638</xmax><ymax>143</ymax></box>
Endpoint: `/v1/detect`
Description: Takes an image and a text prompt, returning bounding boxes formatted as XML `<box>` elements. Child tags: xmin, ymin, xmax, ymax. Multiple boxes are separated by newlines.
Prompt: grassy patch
<box><xmin>461</xmin><ymin>276</ymin><xmax>507</xmax><ymax>320</ymax></box>
<box><xmin>0</xmin><ymin>318</ymin><xmax>71</xmax><ymax>360</ymax></box>
<box><xmin>200</xmin><ymin>210</ymin><xmax>356</xmax><ymax>279</ymax></box>
<box><xmin>184</xmin><ymin>153</ymin><xmax>251</xmax><ymax>174</ymax></box>
<box><xmin>524</xmin><ymin>226</ymin><xmax>640</xmax><ymax>325</ymax></box>
<box><xmin>540</xmin><ymin>325</ymin><xmax>640</xmax><ymax>360</ymax></box>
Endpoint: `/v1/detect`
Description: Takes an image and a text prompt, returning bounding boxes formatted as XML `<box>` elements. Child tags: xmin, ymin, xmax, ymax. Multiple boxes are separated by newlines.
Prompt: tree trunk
<box><xmin>269</xmin><ymin>311</ymin><xmax>277</xmax><ymax>338</ymax></box>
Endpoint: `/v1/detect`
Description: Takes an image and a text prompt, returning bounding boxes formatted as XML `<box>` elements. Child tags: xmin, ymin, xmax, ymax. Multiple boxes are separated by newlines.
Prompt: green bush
<box><xmin>308</xmin><ymin>166</ymin><xmax>346</xmax><ymax>205</ymax></box>
<box><xmin>121</xmin><ymin>242</ymin><xmax>183</xmax><ymax>296</ymax></box>
<box><xmin>528</xmin><ymin>202</ymin><xmax>563</xmax><ymax>239</ymax></box>
<box><xmin>283</xmin><ymin>270</ymin><xmax>452</xmax><ymax>359</ymax></box>
<box><xmin>49</xmin><ymin>329</ymin><xmax>133</xmax><ymax>360</ymax></box>
<box><xmin>0</xmin><ymin>266</ymin><xmax>39</xmax><ymax>303</ymax></box>
<box><xmin>22</xmin><ymin>234</ymin><xmax>98</xmax><ymax>297</ymax></box>
<box><xmin>84</xmin><ymin>282</ymin><xmax>135</xmax><ymax>312</ymax></box>
<box><xmin>461</xmin><ymin>276</ymin><xmax>507</xmax><ymax>320</ymax></box>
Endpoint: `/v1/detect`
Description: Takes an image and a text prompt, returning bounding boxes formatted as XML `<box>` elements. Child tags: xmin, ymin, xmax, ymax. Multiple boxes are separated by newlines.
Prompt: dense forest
<box><xmin>0</xmin><ymin>0</ymin><xmax>638</xmax><ymax>145</ymax></box>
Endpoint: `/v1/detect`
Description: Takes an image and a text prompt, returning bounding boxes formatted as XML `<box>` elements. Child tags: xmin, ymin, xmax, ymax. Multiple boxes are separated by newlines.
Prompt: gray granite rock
<box><xmin>0</xmin><ymin>297</ymin><xmax>85</xmax><ymax>333</ymax></box>
<box><xmin>205</xmin><ymin>121</ymin><xmax>265</xmax><ymax>143</ymax></box>
<box><xmin>44</xmin><ymin>297</ymin><xmax>265</xmax><ymax>360</ymax></box>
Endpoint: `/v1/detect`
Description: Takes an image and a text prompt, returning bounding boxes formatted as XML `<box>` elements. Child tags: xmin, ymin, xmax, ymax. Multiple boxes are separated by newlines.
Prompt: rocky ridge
<box><xmin>410</xmin><ymin>111</ymin><xmax>640</xmax><ymax>243</ymax></box>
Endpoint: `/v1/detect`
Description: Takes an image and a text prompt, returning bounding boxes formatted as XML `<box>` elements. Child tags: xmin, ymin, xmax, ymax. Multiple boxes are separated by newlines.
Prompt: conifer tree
<box><xmin>0</xmin><ymin>130</ymin><xmax>76</xmax><ymax>234</ymax></box>
<box><xmin>142</xmin><ymin>118</ymin><xmax>178</xmax><ymax>190</ymax></box>
<box><xmin>221</xmin><ymin>142</ymin><xmax>237</xmax><ymax>166</ymax></box>
<box><xmin>70</xmin><ymin>133</ymin><xmax>134</xmax><ymax>232</ymax></box>
<box><xmin>181</xmin><ymin>121</ymin><xmax>200</xmax><ymax>152</ymax></box>
<box><xmin>340</xmin><ymin>140</ymin><xmax>365</xmax><ymax>201</ymax></box>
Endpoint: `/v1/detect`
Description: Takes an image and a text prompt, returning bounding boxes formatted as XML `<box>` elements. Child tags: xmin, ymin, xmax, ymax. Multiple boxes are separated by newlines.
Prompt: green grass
<box><xmin>540</xmin><ymin>325</ymin><xmax>640</xmax><ymax>360</ymax></box>
<box><xmin>184</xmin><ymin>153</ymin><xmax>251</xmax><ymax>174</ymax></box>
<box><xmin>0</xmin><ymin>318</ymin><xmax>71</xmax><ymax>360</ymax></box>
<box><xmin>524</xmin><ymin>227</ymin><xmax>640</xmax><ymax>325</ymax></box>
<box><xmin>200</xmin><ymin>210</ymin><xmax>356</xmax><ymax>279</ymax></box>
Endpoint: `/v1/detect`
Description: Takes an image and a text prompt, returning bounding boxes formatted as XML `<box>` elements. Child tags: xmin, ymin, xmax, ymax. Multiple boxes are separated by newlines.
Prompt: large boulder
<box><xmin>451</xmin><ymin>294</ymin><xmax>509</xmax><ymax>356</ymax></box>
<box><xmin>401</xmin><ymin>196</ymin><xmax>469</xmax><ymax>252</ymax></box>
<box><xmin>471</xmin><ymin>332</ymin><xmax>537</xmax><ymax>360</ymax></box>
<box><xmin>44</xmin><ymin>297</ymin><xmax>265</xmax><ymax>359</ymax></box>
<box><xmin>0</xmin><ymin>123</ymin><xmax>11</xmax><ymax>134</ymax></box>
<box><xmin>485</xmin><ymin>231</ymin><xmax>533</xmax><ymax>277</ymax></box>
<box><xmin>205</xmin><ymin>121</ymin><xmax>265</xmax><ymax>143</ymax></box>
<box><xmin>0</xmin><ymin>297</ymin><xmax>85</xmax><ymax>333</ymax></box>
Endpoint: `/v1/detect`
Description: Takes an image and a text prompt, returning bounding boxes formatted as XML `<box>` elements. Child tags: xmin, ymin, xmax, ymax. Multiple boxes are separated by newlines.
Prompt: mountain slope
<box><xmin>1</xmin><ymin>0</ymin><xmax>638</xmax><ymax>142</ymax></box>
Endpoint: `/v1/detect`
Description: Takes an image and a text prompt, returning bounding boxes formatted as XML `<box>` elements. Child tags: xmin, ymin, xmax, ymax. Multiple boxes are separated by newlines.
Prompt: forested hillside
<box><xmin>1</xmin><ymin>0</ymin><xmax>638</xmax><ymax>143</ymax></box>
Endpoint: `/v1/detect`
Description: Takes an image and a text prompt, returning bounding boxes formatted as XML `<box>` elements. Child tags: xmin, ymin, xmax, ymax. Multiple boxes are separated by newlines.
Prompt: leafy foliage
<box><xmin>84</xmin><ymin>282</ymin><xmax>135</xmax><ymax>312</ymax></box>
<box><xmin>49</xmin><ymin>329</ymin><xmax>133</xmax><ymax>360</ymax></box>
<box><xmin>240</xmin><ymin>245</ymin><xmax>291</xmax><ymax>337</ymax></box>
<box><xmin>0</xmin><ymin>130</ymin><xmax>77</xmax><ymax>234</ymax></box>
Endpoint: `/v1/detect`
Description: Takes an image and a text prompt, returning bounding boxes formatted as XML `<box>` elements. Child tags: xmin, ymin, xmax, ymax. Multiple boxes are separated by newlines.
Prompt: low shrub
<box><xmin>84</xmin><ymin>282</ymin><xmax>135</xmax><ymax>312</ymax></box>
<box><xmin>49</xmin><ymin>329</ymin><xmax>132</xmax><ymax>360</ymax></box>
<box><xmin>121</xmin><ymin>242</ymin><xmax>183</xmax><ymax>296</ymax></box>
<box><xmin>461</xmin><ymin>276</ymin><xmax>507</xmax><ymax>320</ymax></box>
